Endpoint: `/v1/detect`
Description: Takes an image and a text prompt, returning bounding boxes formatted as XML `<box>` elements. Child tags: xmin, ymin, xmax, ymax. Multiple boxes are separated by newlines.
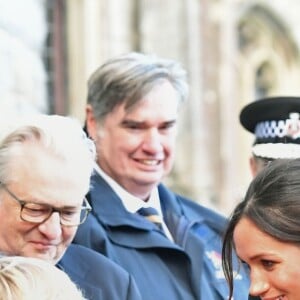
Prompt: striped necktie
<box><xmin>137</xmin><ymin>207</ymin><xmax>163</xmax><ymax>230</ymax></box>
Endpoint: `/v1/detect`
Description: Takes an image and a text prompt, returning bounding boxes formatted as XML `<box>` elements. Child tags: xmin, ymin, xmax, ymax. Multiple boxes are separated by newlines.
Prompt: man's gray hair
<box><xmin>0</xmin><ymin>114</ymin><xmax>96</xmax><ymax>184</ymax></box>
<box><xmin>87</xmin><ymin>52</ymin><xmax>189</xmax><ymax>121</ymax></box>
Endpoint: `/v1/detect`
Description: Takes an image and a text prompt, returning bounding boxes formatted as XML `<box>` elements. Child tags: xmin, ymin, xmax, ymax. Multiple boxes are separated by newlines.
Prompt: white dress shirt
<box><xmin>94</xmin><ymin>164</ymin><xmax>173</xmax><ymax>241</ymax></box>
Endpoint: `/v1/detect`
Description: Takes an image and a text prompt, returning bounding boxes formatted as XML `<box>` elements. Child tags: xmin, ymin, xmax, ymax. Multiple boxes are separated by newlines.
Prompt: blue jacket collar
<box><xmin>88</xmin><ymin>173</ymin><xmax>187</xmax><ymax>251</ymax></box>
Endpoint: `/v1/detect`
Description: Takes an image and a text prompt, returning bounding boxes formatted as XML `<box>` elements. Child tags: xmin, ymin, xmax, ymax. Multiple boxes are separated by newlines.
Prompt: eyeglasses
<box><xmin>0</xmin><ymin>183</ymin><xmax>92</xmax><ymax>227</ymax></box>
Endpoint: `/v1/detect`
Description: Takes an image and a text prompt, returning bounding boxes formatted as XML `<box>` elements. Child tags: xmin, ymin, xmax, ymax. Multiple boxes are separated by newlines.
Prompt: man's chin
<box><xmin>135</xmin><ymin>171</ymin><xmax>164</xmax><ymax>183</ymax></box>
<box><xmin>23</xmin><ymin>249</ymin><xmax>61</xmax><ymax>265</ymax></box>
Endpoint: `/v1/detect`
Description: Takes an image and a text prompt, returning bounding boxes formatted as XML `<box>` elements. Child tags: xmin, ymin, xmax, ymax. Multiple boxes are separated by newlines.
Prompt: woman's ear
<box><xmin>249</xmin><ymin>156</ymin><xmax>258</xmax><ymax>178</ymax></box>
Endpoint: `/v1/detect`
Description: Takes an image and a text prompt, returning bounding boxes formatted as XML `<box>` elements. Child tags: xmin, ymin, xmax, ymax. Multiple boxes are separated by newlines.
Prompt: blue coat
<box><xmin>74</xmin><ymin>173</ymin><xmax>250</xmax><ymax>300</ymax></box>
<box><xmin>57</xmin><ymin>244</ymin><xmax>142</xmax><ymax>300</ymax></box>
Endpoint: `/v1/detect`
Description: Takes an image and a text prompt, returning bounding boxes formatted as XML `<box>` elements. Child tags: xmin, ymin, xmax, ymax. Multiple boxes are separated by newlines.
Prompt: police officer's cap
<box><xmin>240</xmin><ymin>96</ymin><xmax>300</xmax><ymax>159</ymax></box>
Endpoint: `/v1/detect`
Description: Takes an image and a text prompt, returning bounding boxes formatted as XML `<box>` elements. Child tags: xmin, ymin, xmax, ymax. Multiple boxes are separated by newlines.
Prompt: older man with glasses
<box><xmin>0</xmin><ymin>183</ymin><xmax>92</xmax><ymax>227</ymax></box>
<box><xmin>0</xmin><ymin>114</ymin><xmax>141</xmax><ymax>300</ymax></box>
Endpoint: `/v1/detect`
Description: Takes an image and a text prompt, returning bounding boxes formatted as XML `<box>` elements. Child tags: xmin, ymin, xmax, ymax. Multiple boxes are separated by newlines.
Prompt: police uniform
<box><xmin>240</xmin><ymin>96</ymin><xmax>300</xmax><ymax>159</ymax></box>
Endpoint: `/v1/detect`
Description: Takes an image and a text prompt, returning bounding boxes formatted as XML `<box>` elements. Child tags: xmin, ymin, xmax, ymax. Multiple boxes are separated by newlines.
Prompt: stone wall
<box><xmin>3</xmin><ymin>0</ymin><xmax>300</xmax><ymax>213</ymax></box>
<box><xmin>0</xmin><ymin>0</ymin><xmax>48</xmax><ymax>125</ymax></box>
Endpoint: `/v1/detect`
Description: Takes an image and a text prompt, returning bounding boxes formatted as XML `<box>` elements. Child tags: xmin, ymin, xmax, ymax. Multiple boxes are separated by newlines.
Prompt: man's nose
<box><xmin>142</xmin><ymin>129</ymin><xmax>163</xmax><ymax>153</ymax></box>
<box><xmin>38</xmin><ymin>212</ymin><xmax>62</xmax><ymax>239</ymax></box>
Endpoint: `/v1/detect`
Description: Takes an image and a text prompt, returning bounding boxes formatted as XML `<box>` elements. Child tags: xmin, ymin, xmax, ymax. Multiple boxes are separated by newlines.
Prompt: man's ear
<box><xmin>85</xmin><ymin>105</ymin><xmax>97</xmax><ymax>140</ymax></box>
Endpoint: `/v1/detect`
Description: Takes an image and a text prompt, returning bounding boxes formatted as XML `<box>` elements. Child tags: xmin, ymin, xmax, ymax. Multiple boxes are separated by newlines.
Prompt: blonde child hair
<box><xmin>0</xmin><ymin>256</ymin><xmax>86</xmax><ymax>300</ymax></box>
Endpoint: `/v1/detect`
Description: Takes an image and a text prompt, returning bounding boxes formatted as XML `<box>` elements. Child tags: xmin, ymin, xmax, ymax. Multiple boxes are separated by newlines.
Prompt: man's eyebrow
<box><xmin>163</xmin><ymin>120</ymin><xmax>177</xmax><ymax>126</ymax></box>
<box><xmin>120</xmin><ymin>120</ymin><xmax>148</xmax><ymax>129</ymax></box>
<box><xmin>121</xmin><ymin>119</ymin><xmax>142</xmax><ymax>126</ymax></box>
<box><xmin>60</xmin><ymin>205</ymin><xmax>80</xmax><ymax>209</ymax></box>
<box><xmin>121</xmin><ymin>119</ymin><xmax>177</xmax><ymax>127</ymax></box>
<box><xmin>30</xmin><ymin>202</ymin><xmax>79</xmax><ymax>210</ymax></box>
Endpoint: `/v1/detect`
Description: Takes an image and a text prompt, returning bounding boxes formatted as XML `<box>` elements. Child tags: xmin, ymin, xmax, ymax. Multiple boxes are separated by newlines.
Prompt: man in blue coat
<box><xmin>0</xmin><ymin>114</ymin><xmax>141</xmax><ymax>300</ymax></box>
<box><xmin>74</xmin><ymin>52</ymin><xmax>250</xmax><ymax>299</ymax></box>
<box><xmin>58</xmin><ymin>244</ymin><xmax>140</xmax><ymax>299</ymax></box>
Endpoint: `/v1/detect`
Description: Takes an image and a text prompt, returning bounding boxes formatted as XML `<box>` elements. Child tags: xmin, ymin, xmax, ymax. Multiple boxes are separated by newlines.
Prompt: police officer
<box><xmin>240</xmin><ymin>96</ymin><xmax>300</xmax><ymax>177</ymax></box>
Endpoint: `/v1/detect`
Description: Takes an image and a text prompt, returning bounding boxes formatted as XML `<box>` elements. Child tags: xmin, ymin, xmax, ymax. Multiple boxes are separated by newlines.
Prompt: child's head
<box><xmin>0</xmin><ymin>256</ymin><xmax>86</xmax><ymax>300</ymax></box>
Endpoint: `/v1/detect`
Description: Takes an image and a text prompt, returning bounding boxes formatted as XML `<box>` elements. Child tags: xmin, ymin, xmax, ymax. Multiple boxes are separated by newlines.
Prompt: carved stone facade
<box><xmin>0</xmin><ymin>0</ymin><xmax>48</xmax><ymax>120</ymax></box>
<box><xmin>2</xmin><ymin>0</ymin><xmax>300</xmax><ymax>214</ymax></box>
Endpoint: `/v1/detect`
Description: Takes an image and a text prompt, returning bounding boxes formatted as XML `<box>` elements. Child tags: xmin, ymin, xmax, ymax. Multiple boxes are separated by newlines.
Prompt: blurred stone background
<box><xmin>2</xmin><ymin>0</ymin><xmax>300</xmax><ymax>214</ymax></box>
